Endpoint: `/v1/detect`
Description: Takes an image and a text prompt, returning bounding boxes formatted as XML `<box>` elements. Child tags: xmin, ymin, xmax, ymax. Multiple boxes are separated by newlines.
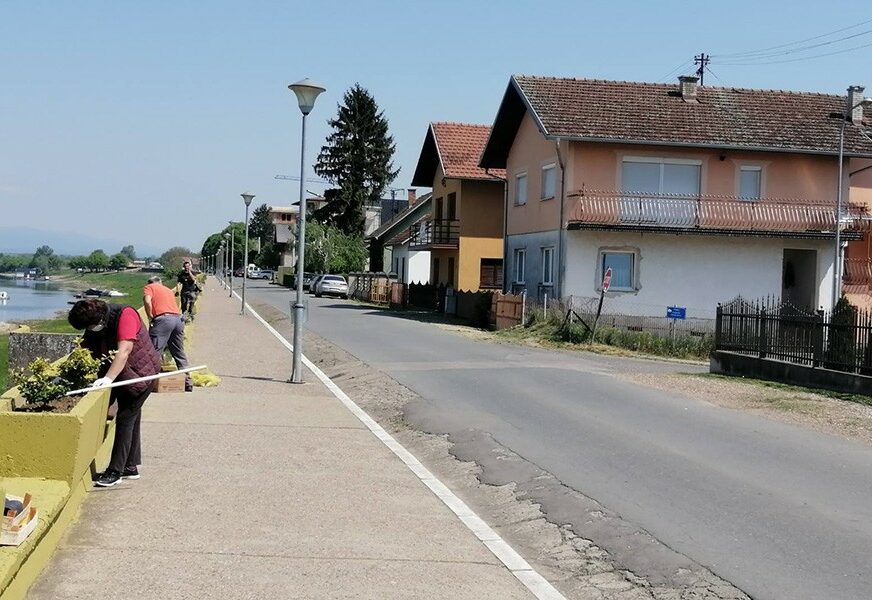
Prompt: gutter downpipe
<box><xmin>555</xmin><ymin>138</ymin><xmax>566</xmax><ymax>300</ymax></box>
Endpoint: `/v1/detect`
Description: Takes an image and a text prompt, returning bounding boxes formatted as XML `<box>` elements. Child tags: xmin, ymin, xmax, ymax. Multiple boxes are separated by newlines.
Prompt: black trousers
<box><xmin>108</xmin><ymin>388</ymin><xmax>151</xmax><ymax>473</ymax></box>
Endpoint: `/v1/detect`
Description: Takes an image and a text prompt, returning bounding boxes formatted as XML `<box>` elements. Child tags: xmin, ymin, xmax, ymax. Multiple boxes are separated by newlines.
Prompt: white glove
<box><xmin>91</xmin><ymin>377</ymin><xmax>113</xmax><ymax>389</ymax></box>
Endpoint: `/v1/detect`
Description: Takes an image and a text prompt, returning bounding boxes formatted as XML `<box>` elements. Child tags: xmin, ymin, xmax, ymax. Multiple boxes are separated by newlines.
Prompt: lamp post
<box><xmin>218</xmin><ymin>243</ymin><xmax>225</xmax><ymax>286</ymax></box>
<box><xmin>832</xmin><ymin>92</ymin><xmax>872</xmax><ymax>309</ymax></box>
<box><xmin>223</xmin><ymin>233</ymin><xmax>230</xmax><ymax>289</ymax></box>
<box><xmin>227</xmin><ymin>229</ymin><xmax>235</xmax><ymax>298</ymax></box>
<box><xmin>288</xmin><ymin>78</ymin><xmax>326</xmax><ymax>383</ymax></box>
<box><xmin>241</xmin><ymin>192</ymin><xmax>255</xmax><ymax>314</ymax></box>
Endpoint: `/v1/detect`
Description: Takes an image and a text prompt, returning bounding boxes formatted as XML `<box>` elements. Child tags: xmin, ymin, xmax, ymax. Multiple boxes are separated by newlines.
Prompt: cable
<box><xmin>718</xmin><ymin>40</ymin><xmax>872</xmax><ymax>66</ymax></box>
<box><xmin>713</xmin><ymin>17</ymin><xmax>872</xmax><ymax>58</ymax></box>
<box><xmin>715</xmin><ymin>29</ymin><xmax>871</xmax><ymax>63</ymax></box>
<box><xmin>657</xmin><ymin>59</ymin><xmax>695</xmax><ymax>83</ymax></box>
<box><xmin>704</xmin><ymin>66</ymin><xmax>727</xmax><ymax>86</ymax></box>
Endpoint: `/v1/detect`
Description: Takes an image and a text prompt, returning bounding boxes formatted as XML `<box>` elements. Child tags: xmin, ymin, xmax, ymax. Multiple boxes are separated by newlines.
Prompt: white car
<box><xmin>314</xmin><ymin>275</ymin><xmax>348</xmax><ymax>299</ymax></box>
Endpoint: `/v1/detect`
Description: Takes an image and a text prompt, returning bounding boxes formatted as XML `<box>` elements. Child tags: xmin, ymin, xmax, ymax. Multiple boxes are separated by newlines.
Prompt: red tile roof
<box><xmin>481</xmin><ymin>76</ymin><xmax>872</xmax><ymax>168</ymax></box>
<box><xmin>432</xmin><ymin>122</ymin><xmax>506</xmax><ymax>180</ymax></box>
<box><xmin>412</xmin><ymin>123</ymin><xmax>505</xmax><ymax>186</ymax></box>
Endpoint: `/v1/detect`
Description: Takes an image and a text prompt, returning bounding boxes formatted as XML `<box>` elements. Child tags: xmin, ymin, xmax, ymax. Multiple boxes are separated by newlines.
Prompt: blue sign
<box><xmin>666</xmin><ymin>306</ymin><xmax>687</xmax><ymax>320</ymax></box>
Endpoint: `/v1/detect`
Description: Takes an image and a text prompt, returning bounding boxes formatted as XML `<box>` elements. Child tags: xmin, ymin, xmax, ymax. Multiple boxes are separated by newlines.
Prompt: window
<box><xmin>622</xmin><ymin>158</ymin><xmax>701</xmax><ymax>195</ymax></box>
<box><xmin>447</xmin><ymin>257</ymin><xmax>456</xmax><ymax>287</ymax></box>
<box><xmin>513</xmin><ymin>248</ymin><xmax>526</xmax><ymax>283</ymax></box>
<box><xmin>541</xmin><ymin>164</ymin><xmax>557</xmax><ymax>199</ymax></box>
<box><xmin>515</xmin><ymin>173</ymin><xmax>528</xmax><ymax>205</ymax></box>
<box><xmin>600</xmin><ymin>251</ymin><xmax>635</xmax><ymax>291</ymax></box>
<box><xmin>432</xmin><ymin>257</ymin><xmax>440</xmax><ymax>284</ymax></box>
<box><xmin>739</xmin><ymin>166</ymin><xmax>762</xmax><ymax>200</ymax></box>
<box><xmin>480</xmin><ymin>259</ymin><xmax>503</xmax><ymax>289</ymax></box>
<box><xmin>541</xmin><ymin>247</ymin><xmax>554</xmax><ymax>285</ymax></box>
<box><xmin>447</xmin><ymin>193</ymin><xmax>457</xmax><ymax>220</ymax></box>
<box><xmin>434</xmin><ymin>197</ymin><xmax>443</xmax><ymax>220</ymax></box>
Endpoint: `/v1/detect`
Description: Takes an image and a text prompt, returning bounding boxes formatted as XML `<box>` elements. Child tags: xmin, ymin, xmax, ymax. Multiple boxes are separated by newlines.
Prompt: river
<box><xmin>0</xmin><ymin>278</ymin><xmax>73</xmax><ymax>323</ymax></box>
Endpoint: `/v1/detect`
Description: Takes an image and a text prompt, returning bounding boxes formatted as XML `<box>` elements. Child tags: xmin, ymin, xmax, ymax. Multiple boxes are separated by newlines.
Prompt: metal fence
<box><xmin>715</xmin><ymin>296</ymin><xmax>872</xmax><ymax>374</ymax></box>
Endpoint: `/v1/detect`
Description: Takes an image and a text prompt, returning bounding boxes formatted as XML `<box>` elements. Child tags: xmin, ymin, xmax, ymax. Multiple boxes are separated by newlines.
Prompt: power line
<box><xmin>704</xmin><ymin>66</ymin><xmax>726</xmax><ymax>86</ymax></box>
<box><xmin>718</xmin><ymin>40</ymin><xmax>872</xmax><ymax>66</ymax></box>
<box><xmin>713</xmin><ymin>17</ymin><xmax>872</xmax><ymax>58</ymax></box>
<box><xmin>715</xmin><ymin>29</ymin><xmax>872</xmax><ymax>63</ymax></box>
<box><xmin>658</xmin><ymin>59</ymin><xmax>695</xmax><ymax>82</ymax></box>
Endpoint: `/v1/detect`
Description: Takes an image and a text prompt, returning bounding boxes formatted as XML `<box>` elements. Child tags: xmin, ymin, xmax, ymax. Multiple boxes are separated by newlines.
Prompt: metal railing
<box><xmin>410</xmin><ymin>219</ymin><xmax>460</xmax><ymax>247</ymax></box>
<box><xmin>567</xmin><ymin>191</ymin><xmax>871</xmax><ymax>235</ymax></box>
<box><xmin>843</xmin><ymin>258</ymin><xmax>872</xmax><ymax>287</ymax></box>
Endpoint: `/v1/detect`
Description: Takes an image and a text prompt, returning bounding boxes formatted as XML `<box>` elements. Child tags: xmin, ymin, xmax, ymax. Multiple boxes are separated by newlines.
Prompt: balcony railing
<box><xmin>410</xmin><ymin>219</ymin><xmax>460</xmax><ymax>248</ymax></box>
<box><xmin>844</xmin><ymin>258</ymin><xmax>872</xmax><ymax>287</ymax></box>
<box><xmin>566</xmin><ymin>191</ymin><xmax>871</xmax><ymax>237</ymax></box>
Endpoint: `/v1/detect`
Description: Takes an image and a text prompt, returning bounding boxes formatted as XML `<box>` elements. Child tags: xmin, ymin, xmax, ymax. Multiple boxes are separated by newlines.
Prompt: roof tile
<box><xmin>431</xmin><ymin>122</ymin><xmax>506</xmax><ymax>180</ymax></box>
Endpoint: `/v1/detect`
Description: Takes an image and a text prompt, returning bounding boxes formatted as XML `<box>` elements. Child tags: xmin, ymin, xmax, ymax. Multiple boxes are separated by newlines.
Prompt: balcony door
<box><xmin>621</xmin><ymin>158</ymin><xmax>701</xmax><ymax>226</ymax></box>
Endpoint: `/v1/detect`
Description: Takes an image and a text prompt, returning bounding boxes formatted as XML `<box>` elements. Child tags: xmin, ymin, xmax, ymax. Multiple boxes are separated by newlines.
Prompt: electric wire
<box><xmin>717</xmin><ymin>40</ymin><xmax>872</xmax><ymax>66</ymax></box>
<box><xmin>657</xmin><ymin>59</ymin><xmax>695</xmax><ymax>83</ymax></box>
<box><xmin>715</xmin><ymin>29</ymin><xmax>872</xmax><ymax>63</ymax></box>
<box><xmin>713</xmin><ymin>17</ymin><xmax>872</xmax><ymax>59</ymax></box>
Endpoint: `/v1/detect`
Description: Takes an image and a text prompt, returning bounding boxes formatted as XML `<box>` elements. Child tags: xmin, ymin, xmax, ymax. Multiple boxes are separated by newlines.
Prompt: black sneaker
<box><xmin>94</xmin><ymin>470</ymin><xmax>122</xmax><ymax>487</ymax></box>
<box><xmin>122</xmin><ymin>466</ymin><xmax>140</xmax><ymax>480</ymax></box>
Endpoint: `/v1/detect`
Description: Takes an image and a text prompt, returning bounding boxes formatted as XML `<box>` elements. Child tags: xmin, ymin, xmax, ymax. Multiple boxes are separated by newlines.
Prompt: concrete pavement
<box><xmin>26</xmin><ymin>279</ymin><xmax>539</xmax><ymax>599</ymax></box>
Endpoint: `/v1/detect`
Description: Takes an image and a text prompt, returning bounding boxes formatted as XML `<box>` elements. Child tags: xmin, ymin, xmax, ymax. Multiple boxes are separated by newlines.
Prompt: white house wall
<box><xmin>563</xmin><ymin>231</ymin><xmax>835</xmax><ymax>318</ymax></box>
<box><xmin>389</xmin><ymin>244</ymin><xmax>431</xmax><ymax>284</ymax></box>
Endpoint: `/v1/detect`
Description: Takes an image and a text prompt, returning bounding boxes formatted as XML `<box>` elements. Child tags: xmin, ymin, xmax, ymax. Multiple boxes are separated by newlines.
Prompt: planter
<box><xmin>0</xmin><ymin>388</ymin><xmax>111</xmax><ymax>484</ymax></box>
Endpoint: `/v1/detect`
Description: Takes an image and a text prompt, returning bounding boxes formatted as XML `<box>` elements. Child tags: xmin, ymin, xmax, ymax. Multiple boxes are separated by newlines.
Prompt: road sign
<box><xmin>602</xmin><ymin>267</ymin><xmax>613</xmax><ymax>292</ymax></box>
<box><xmin>666</xmin><ymin>306</ymin><xmax>687</xmax><ymax>320</ymax></box>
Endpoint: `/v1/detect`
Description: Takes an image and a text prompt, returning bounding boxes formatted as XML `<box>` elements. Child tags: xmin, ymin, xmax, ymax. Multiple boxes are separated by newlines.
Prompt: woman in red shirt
<box><xmin>68</xmin><ymin>299</ymin><xmax>161</xmax><ymax>487</ymax></box>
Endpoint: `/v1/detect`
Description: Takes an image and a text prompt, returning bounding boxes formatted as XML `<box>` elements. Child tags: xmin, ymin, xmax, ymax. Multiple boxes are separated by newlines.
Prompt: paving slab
<box><xmin>27</xmin><ymin>280</ymin><xmax>535</xmax><ymax>599</ymax></box>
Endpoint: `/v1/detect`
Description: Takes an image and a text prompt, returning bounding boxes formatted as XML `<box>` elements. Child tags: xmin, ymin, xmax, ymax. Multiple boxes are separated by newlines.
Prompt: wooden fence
<box><xmin>491</xmin><ymin>292</ymin><xmax>524</xmax><ymax>330</ymax></box>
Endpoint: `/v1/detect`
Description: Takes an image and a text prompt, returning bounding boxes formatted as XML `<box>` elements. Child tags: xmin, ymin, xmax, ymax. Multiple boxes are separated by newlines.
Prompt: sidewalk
<box><xmin>25</xmin><ymin>280</ymin><xmax>536</xmax><ymax>599</ymax></box>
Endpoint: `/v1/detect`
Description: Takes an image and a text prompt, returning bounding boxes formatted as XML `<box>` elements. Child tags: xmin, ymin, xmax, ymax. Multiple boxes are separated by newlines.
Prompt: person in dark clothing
<box><xmin>69</xmin><ymin>299</ymin><xmax>161</xmax><ymax>487</ymax></box>
<box><xmin>176</xmin><ymin>260</ymin><xmax>201</xmax><ymax>321</ymax></box>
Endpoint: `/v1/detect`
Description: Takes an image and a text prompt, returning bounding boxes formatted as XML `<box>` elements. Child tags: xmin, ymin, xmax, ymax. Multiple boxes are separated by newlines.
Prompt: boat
<box><xmin>0</xmin><ymin>291</ymin><xmax>8</xmax><ymax>300</ymax></box>
<box><xmin>102</xmin><ymin>289</ymin><xmax>126</xmax><ymax>297</ymax></box>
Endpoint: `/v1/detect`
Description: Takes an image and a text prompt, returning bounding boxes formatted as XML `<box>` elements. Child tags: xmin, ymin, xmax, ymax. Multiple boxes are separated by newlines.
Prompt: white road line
<box><xmin>233</xmin><ymin>288</ymin><xmax>567</xmax><ymax>600</ymax></box>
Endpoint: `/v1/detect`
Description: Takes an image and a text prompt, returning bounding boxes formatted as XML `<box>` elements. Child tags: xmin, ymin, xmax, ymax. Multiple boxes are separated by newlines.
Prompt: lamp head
<box><xmin>241</xmin><ymin>192</ymin><xmax>255</xmax><ymax>207</ymax></box>
<box><xmin>288</xmin><ymin>78</ymin><xmax>326</xmax><ymax>115</ymax></box>
<box><xmin>223</xmin><ymin>232</ymin><xmax>230</xmax><ymax>239</ymax></box>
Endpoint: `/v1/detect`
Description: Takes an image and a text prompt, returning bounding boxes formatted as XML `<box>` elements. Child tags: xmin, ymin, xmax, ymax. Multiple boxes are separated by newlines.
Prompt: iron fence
<box><xmin>715</xmin><ymin>296</ymin><xmax>872</xmax><ymax>374</ymax></box>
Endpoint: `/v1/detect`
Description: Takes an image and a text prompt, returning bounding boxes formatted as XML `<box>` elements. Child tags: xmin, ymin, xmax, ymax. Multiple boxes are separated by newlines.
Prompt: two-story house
<box><xmin>410</xmin><ymin>122</ymin><xmax>506</xmax><ymax>291</ymax></box>
<box><xmin>480</xmin><ymin>75</ymin><xmax>872</xmax><ymax>317</ymax></box>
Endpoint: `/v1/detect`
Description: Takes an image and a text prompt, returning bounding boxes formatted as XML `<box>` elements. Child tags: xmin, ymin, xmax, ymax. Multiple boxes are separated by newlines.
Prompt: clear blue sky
<box><xmin>1</xmin><ymin>1</ymin><xmax>870</xmax><ymax>255</ymax></box>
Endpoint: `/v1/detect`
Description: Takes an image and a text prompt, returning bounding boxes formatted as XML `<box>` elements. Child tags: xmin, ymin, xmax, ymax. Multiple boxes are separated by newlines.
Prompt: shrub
<box><xmin>12</xmin><ymin>347</ymin><xmax>102</xmax><ymax>408</ymax></box>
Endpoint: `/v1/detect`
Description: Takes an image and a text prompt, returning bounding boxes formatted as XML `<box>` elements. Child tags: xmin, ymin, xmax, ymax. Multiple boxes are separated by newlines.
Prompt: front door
<box><xmin>782</xmin><ymin>249</ymin><xmax>817</xmax><ymax>310</ymax></box>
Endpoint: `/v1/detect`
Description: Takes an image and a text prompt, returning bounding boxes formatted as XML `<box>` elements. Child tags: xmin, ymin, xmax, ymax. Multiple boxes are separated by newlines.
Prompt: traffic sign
<box><xmin>602</xmin><ymin>267</ymin><xmax>613</xmax><ymax>292</ymax></box>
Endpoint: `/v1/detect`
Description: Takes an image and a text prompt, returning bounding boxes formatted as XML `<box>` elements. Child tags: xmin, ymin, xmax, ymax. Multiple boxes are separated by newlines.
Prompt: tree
<box><xmin>249</xmin><ymin>204</ymin><xmax>273</xmax><ymax>242</ymax></box>
<box><xmin>255</xmin><ymin>241</ymin><xmax>281</xmax><ymax>270</ymax></box>
<box><xmin>109</xmin><ymin>253</ymin><xmax>129</xmax><ymax>271</ymax></box>
<box><xmin>304</xmin><ymin>222</ymin><xmax>367</xmax><ymax>274</ymax></box>
<box><xmin>159</xmin><ymin>246</ymin><xmax>197</xmax><ymax>274</ymax></box>
<box><xmin>120</xmin><ymin>245</ymin><xmax>137</xmax><ymax>261</ymax></box>
<box><xmin>68</xmin><ymin>256</ymin><xmax>88</xmax><ymax>271</ymax></box>
<box><xmin>314</xmin><ymin>84</ymin><xmax>398</xmax><ymax>236</ymax></box>
<box><xmin>86</xmin><ymin>249</ymin><xmax>109</xmax><ymax>272</ymax></box>
<box><xmin>29</xmin><ymin>245</ymin><xmax>62</xmax><ymax>273</ymax></box>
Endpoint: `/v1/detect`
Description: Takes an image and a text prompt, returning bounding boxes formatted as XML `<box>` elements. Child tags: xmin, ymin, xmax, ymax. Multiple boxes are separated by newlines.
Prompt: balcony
<box><xmin>566</xmin><ymin>191</ymin><xmax>871</xmax><ymax>239</ymax></box>
<box><xmin>409</xmin><ymin>219</ymin><xmax>460</xmax><ymax>249</ymax></box>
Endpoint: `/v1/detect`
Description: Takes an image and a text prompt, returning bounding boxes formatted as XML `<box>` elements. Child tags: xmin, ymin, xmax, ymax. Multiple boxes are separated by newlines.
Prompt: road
<box><xmin>245</xmin><ymin>280</ymin><xmax>872</xmax><ymax>600</ymax></box>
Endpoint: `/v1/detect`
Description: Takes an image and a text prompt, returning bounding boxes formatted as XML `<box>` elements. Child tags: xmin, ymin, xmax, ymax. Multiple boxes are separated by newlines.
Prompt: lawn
<box><xmin>27</xmin><ymin>270</ymin><xmax>157</xmax><ymax>333</ymax></box>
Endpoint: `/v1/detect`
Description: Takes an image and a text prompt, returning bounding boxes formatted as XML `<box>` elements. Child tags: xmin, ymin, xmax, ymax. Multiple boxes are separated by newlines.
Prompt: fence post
<box><xmin>714</xmin><ymin>304</ymin><xmax>722</xmax><ymax>349</ymax></box>
<box><xmin>758</xmin><ymin>306</ymin><xmax>768</xmax><ymax>358</ymax></box>
<box><xmin>522</xmin><ymin>291</ymin><xmax>527</xmax><ymax>326</ymax></box>
<box><xmin>813</xmin><ymin>309</ymin><xmax>825</xmax><ymax>368</ymax></box>
<box><xmin>544</xmin><ymin>292</ymin><xmax>548</xmax><ymax>320</ymax></box>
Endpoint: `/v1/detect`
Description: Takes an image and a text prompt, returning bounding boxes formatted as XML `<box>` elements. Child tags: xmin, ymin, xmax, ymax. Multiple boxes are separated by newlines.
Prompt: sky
<box><xmin>1</xmin><ymin>1</ymin><xmax>871</xmax><ymax>255</ymax></box>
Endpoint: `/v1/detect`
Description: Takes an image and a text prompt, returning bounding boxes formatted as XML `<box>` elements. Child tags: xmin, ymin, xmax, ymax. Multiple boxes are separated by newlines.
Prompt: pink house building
<box><xmin>479</xmin><ymin>75</ymin><xmax>872</xmax><ymax>317</ymax></box>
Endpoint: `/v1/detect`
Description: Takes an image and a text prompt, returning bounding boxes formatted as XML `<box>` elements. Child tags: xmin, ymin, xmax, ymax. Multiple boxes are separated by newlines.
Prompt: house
<box><xmin>367</xmin><ymin>191</ymin><xmax>433</xmax><ymax>283</ymax></box>
<box><xmin>410</xmin><ymin>122</ymin><xmax>506</xmax><ymax>291</ymax></box>
<box><xmin>479</xmin><ymin>75</ymin><xmax>872</xmax><ymax>317</ymax></box>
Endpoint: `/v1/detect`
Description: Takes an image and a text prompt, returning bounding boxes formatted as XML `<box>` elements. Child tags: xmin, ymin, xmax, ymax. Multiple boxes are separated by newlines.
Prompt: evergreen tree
<box><xmin>249</xmin><ymin>203</ymin><xmax>273</xmax><ymax>241</ymax></box>
<box><xmin>120</xmin><ymin>245</ymin><xmax>137</xmax><ymax>261</ymax></box>
<box><xmin>314</xmin><ymin>84</ymin><xmax>398</xmax><ymax>236</ymax></box>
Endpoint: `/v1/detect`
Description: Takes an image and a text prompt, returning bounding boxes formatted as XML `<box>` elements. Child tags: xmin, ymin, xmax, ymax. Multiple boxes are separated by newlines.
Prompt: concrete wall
<box><xmin>506</xmin><ymin>113</ymin><xmax>562</xmax><ymax>236</ymax></box>
<box><xmin>389</xmin><ymin>244</ymin><xmax>430</xmax><ymax>284</ymax></box>
<box><xmin>8</xmin><ymin>332</ymin><xmax>80</xmax><ymax>373</ymax></box>
<box><xmin>457</xmin><ymin>179</ymin><xmax>504</xmax><ymax>291</ymax></box>
<box><xmin>563</xmin><ymin>230</ymin><xmax>834</xmax><ymax>317</ymax></box>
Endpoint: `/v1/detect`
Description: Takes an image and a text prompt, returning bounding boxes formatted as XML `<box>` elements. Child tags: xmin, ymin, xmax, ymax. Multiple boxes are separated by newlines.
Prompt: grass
<box><xmin>26</xmin><ymin>270</ymin><xmax>156</xmax><ymax>333</ymax></box>
<box><xmin>493</xmin><ymin>311</ymin><xmax>713</xmax><ymax>361</ymax></box>
<box><xmin>690</xmin><ymin>372</ymin><xmax>872</xmax><ymax>407</ymax></box>
<box><xmin>0</xmin><ymin>333</ymin><xmax>8</xmax><ymax>393</ymax></box>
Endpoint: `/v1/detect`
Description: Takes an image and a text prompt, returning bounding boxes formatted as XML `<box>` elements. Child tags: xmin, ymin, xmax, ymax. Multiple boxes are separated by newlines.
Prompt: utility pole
<box><xmin>694</xmin><ymin>53</ymin><xmax>710</xmax><ymax>86</ymax></box>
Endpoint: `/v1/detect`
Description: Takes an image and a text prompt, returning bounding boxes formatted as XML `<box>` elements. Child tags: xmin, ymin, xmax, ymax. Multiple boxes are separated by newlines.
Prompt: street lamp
<box><xmin>223</xmin><ymin>233</ymin><xmax>230</xmax><ymax>289</ymax></box>
<box><xmin>288</xmin><ymin>78</ymin><xmax>326</xmax><ymax>384</ymax></box>
<box><xmin>218</xmin><ymin>243</ymin><xmax>224</xmax><ymax>286</ymax></box>
<box><xmin>241</xmin><ymin>192</ymin><xmax>255</xmax><ymax>314</ymax></box>
<box><xmin>226</xmin><ymin>227</ymin><xmax>235</xmax><ymax>298</ymax></box>
<box><xmin>832</xmin><ymin>91</ymin><xmax>872</xmax><ymax>309</ymax></box>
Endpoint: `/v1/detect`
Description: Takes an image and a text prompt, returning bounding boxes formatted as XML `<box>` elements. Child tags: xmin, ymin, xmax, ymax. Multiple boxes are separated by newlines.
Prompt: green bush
<box><xmin>12</xmin><ymin>348</ymin><xmax>102</xmax><ymax>409</ymax></box>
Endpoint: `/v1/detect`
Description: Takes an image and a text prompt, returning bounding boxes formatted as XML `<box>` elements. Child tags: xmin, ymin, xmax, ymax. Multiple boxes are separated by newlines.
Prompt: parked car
<box><xmin>308</xmin><ymin>274</ymin><xmax>325</xmax><ymax>294</ymax></box>
<box><xmin>234</xmin><ymin>267</ymin><xmax>246</xmax><ymax>278</ymax></box>
<box><xmin>315</xmin><ymin>275</ymin><xmax>349</xmax><ymax>299</ymax></box>
<box><xmin>256</xmin><ymin>269</ymin><xmax>275</xmax><ymax>280</ymax></box>
<box><xmin>302</xmin><ymin>272</ymin><xmax>316</xmax><ymax>290</ymax></box>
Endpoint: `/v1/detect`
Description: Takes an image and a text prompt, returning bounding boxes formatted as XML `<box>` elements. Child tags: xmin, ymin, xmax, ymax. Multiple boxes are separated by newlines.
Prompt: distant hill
<box><xmin>0</xmin><ymin>226</ymin><xmax>161</xmax><ymax>257</ymax></box>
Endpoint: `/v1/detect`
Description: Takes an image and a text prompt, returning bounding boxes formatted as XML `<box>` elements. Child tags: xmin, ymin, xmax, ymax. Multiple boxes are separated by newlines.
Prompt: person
<box><xmin>144</xmin><ymin>275</ymin><xmax>192</xmax><ymax>392</ymax></box>
<box><xmin>68</xmin><ymin>298</ymin><xmax>161</xmax><ymax>487</ymax></box>
<box><xmin>177</xmin><ymin>260</ymin><xmax>201</xmax><ymax>321</ymax></box>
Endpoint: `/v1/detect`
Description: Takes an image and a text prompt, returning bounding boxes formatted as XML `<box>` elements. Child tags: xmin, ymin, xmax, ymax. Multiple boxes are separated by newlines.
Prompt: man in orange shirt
<box><xmin>143</xmin><ymin>276</ymin><xmax>192</xmax><ymax>392</ymax></box>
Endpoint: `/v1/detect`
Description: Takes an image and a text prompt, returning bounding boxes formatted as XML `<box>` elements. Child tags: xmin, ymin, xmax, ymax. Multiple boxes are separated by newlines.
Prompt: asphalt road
<box><xmin>245</xmin><ymin>280</ymin><xmax>872</xmax><ymax>600</ymax></box>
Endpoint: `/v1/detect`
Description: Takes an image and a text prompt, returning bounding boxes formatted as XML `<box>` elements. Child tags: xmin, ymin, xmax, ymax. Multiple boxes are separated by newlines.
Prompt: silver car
<box><xmin>315</xmin><ymin>275</ymin><xmax>348</xmax><ymax>299</ymax></box>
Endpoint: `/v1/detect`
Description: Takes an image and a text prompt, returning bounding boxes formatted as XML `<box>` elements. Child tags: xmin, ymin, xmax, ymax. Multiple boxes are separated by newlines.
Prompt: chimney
<box><xmin>678</xmin><ymin>75</ymin><xmax>699</xmax><ymax>102</ymax></box>
<box><xmin>848</xmin><ymin>85</ymin><xmax>866</xmax><ymax>125</ymax></box>
<box><xmin>407</xmin><ymin>188</ymin><xmax>417</xmax><ymax>205</ymax></box>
